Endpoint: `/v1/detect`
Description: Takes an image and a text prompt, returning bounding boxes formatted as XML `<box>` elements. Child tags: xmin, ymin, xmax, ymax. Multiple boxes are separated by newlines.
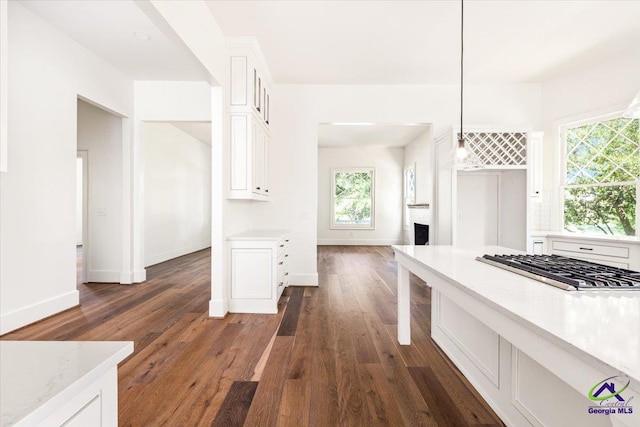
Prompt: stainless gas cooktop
<box><xmin>477</xmin><ymin>254</ymin><xmax>640</xmax><ymax>291</ymax></box>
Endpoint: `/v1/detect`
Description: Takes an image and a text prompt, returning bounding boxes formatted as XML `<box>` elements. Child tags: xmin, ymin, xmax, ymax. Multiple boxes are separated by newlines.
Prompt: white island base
<box><xmin>1</xmin><ymin>341</ymin><xmax>133</xmax><ymax>427</ymax></box>
<box><xmin>394</xmin><ymin>245</ymin><xmax>639</xmax><ymax>427</ymax></box>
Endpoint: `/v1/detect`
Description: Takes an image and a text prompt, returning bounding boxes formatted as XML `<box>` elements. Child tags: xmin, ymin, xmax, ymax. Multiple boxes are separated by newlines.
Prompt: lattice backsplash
<box><xmin>462</xmin><ymin>132</ymin><xmax>527</xmax><ymax>166</ymax></box>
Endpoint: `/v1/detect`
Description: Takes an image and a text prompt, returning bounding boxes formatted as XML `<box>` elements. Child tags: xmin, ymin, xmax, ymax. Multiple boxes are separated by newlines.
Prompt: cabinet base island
<box><xmin>393</xmin><ymin>245</ymin><xmax>639</xmax><ymax>427</ymax></box>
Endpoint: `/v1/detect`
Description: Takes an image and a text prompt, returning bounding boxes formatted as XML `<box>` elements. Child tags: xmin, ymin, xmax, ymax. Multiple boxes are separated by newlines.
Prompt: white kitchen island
<box><xmin>0</xmin><ymin>341</ymin><xmax>133</xmax><ymax>427</ymax></box>
<box><xmin>393</xmin><ymin>245</ymin><xmax>639</xmax><ymax>427</ymax></box>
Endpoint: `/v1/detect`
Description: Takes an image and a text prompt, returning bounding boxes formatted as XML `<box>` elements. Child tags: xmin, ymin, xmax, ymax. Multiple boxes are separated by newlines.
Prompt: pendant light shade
<box><xmin>444</xmin><ymin>0</ymin><xmax>483</xmax><ymax>171</ymax></box>
<box><xmin>623</xmin><ymin>90</ymin><xmax>640</xmax><ymax>119</ymax></box>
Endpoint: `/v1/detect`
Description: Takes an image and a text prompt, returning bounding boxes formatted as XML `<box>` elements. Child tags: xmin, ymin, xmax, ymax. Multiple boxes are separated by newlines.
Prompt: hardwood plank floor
<box><xmin>2</xmin><ymin>246</ymin><xmax>504</xmax><ymax>426</ymax></box>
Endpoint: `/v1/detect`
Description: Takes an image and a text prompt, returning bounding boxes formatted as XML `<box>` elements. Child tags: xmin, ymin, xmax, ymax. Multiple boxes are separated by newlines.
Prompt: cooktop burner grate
<box><xmin>476</xmin><ymin>254</ymin><xmax>640</xmax><ymax>291</ymax></box>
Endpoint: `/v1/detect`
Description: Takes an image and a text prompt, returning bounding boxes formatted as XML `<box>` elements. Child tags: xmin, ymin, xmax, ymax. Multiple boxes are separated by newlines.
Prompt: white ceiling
<box><xmin>207</xmin><ymin>0</ymin><xmax>640</xmax><ymax>84</ymax></box>
<box><xmin>21</xmin><ymin>0</ymin><xmax>210</xmax><ymax>81</ymax></box>
<box><xmin>169</xmin><ymin>122</ymin><xmax>212</xmax><ymax>146</ymax></box>
<box><xmin>318</xmin><ymin>124</ymin><xmax>430</xmax><ymax>148</ymax></box>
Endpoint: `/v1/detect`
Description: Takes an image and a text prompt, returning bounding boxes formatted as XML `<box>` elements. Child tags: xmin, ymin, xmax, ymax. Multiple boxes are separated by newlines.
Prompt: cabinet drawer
<box><xmin>552</xmin><ymin>251</ymin><xmax>629</xmax><ymax>269</ymax></box>
<box><xmin>551</xmin><ymin>240</ymin><xmax>629</xmax><ymax>259</ymax></box>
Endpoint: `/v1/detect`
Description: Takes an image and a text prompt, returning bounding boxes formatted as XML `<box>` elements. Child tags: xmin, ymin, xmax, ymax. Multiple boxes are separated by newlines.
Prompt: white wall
<box><xmin>318</xmin><ymin>147</ymin><xmax>404</xmax><ymax>245</ymax></box>
<box><xmin>143</xmin><ymin>122</ymin><xmax>212</xmax><ymax>266</ymax></box>
<box><xmin>250</xmin><ymin>84</ymin><xmax>541</xmax><ymax>285</ymax></box>
<box><xmin>77</xmin><ymin>99</ymin><xmax>123</xmax><ymax>282</ymax></box>
<box><xmin>540</xmin><ymin>53</ymin><xmax>640</xmax><ymax>230</ymax></box>
<box><xmin>0</xmin><ymin>2</ymin><xmax>133</xmax><ymax>334</ymax></box>
<box><xmin>403</xmin><ymin>129</ymin><xmax>432</xmax><ymax>243</ymax></box>
<box><xmin>403</xmin><ymin>130</ymin><xmax>432</xmax><ymax>205</ymax></box>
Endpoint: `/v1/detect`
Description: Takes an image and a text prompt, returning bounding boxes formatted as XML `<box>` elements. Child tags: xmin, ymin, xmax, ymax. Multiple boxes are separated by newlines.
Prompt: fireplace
<box><xmin>407</xmin><ymin>204</ymin><xmax>430</xmax><ymax>245</ymax></box>
<box><xmin>414</xmin><ymin>223</ymin><xmax>429</xmax><ymax>245</ymax></box>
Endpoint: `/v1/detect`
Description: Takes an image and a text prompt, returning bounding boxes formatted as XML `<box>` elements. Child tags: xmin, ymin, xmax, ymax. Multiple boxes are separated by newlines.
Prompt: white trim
<box><xmin>87</xmin><ymin>270</ymin><xmax>121</xmax><ymax>283</ymax></box>
<box><xmin>330</xmin><ymin>167</ymin><xmax>375</xmax><ymax>230</ymax></box>
<box><xmin>145</xmin><ymin>242</ymin><xmax>211</xmax><ymax>267</ymax></box>
<box><xmin>288</xmin><ymin>273</ymin><xmax>318</xmax><ymax>286</ymax></box>
<box><xmin>317</xmin><ymin>239</ymin><xmax>403</xmax><ymax>246</ymax></box>
<box><xmin>77</xmin><ymin>150</ymin><xmax>89</xmax><ymax>284</ymax></box>
<box><xmin>208</xmin><ymin>298</ymin><xmax>227</xmax><ymax>318</ymax></box>
<box><xmin>0</xmin><ymin>291</ymin><xmax>79</xmax><ymax>335</ymax></box>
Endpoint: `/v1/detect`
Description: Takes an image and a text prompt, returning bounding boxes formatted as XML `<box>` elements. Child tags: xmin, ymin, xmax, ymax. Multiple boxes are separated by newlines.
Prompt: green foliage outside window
<box><xmin>564</xmin><ymin>117</ymin><xmax>639</xmax><ymax>236</ymax></box>
<box><xmin>334</xmin><ymin>171</ymin><xmax>372</xmax><ymax>225</ymax></box>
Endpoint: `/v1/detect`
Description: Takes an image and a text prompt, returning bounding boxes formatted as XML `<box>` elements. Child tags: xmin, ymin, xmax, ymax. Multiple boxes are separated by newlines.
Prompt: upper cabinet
<box><xmin>228</xmin><ymin>38</ymin><xmax>273</xmax><ymax>201</ymax></box>
<box><xmin>527</xmin><ymin>131</ymin><xmax>544</xmax><ymax>198</ymax></box>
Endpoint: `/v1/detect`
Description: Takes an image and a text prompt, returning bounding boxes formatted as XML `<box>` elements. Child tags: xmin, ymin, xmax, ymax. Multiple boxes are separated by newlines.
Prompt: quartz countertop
<box><xmin>0</xmin><ymin>341</ymin><xmax>133</xmax><ymax>427</ymax></box>
<box><xmin>392</xmin><ymin>245</ymin><xmax>640</xmax><ymax>388</ymax></box>
<box><xmin>226</xmin><ymin>229</ymin><xmax>289</xmax><ymax>241</ymax></box>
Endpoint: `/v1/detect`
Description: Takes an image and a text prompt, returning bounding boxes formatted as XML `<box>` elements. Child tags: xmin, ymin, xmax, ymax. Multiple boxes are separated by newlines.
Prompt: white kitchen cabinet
<box><xmin>434</xmin><ymin>127</ymin><xmax>534</xmax><ymax>251</ymax></box>
<box><xmin>227</xmin><ymin>230</ymin><xmax>290</xmax><ymax>314</ymax></box>
<box><xmin>547</xmin><ymin>234</ymin><xmax>640</xmax><ymax>270</ymax></box>
<box><xmin>527</xmin><ymin>131</ymin><xmax>544</xmax><ymax>198</ymax></box>
<box><xmin>228</xmin><ymin>38</ymin><xmax>272</xmax><ymax>201</ymax></box>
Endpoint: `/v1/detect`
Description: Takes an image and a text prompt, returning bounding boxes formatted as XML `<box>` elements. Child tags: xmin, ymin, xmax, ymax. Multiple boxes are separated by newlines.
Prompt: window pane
<box><xmin>564</xmin><ymin>185</ymin><xmax>636</xmax><ymax>236</ymax></box>
<box><xmin>334</xmin><ymin>198</ymin><xmax>371</xmax><ymax>225</ymax></box>
<box><xmin>566</xmin><ymin>118</ymin><xmax>639</xmax><ymax>185</ymax></box>
<box><xmin>335</xmin><ymin>172</ymin><xmax>371</xmax><ymax>198</ymax></box>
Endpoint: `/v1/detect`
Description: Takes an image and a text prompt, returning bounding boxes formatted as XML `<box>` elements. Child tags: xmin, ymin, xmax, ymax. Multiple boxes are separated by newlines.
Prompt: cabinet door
<box><xmin>262</xmin><ymin>133</ymin><xmax>269</xmax><ymax>196</ymax></box>
<box><xmin>252</xmin><ymin>123</ymin><xmax>263</xmax><ymax>194</ymax></box>
<box><xmin>528</xmin><ymin>131</ymin><xmax>543</xmax><ymax>198</ymax></box>
<box><xmin>231</xmin><ymin>248</ymin><xmax>273</xmax><ymax>299</ymax></box>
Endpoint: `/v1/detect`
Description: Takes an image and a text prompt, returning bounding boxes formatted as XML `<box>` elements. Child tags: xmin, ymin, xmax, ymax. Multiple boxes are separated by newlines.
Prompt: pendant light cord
<box><xmin>460</xmin><ymin>0</ymin><xmax>464</xmax><ymax>144</ymax></box>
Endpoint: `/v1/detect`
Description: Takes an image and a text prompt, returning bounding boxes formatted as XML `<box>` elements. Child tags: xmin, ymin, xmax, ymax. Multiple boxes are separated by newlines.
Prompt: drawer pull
<box><xmin>285</xmin><ymin>272</ymin><xmax>289</xmax><ymax>276</ymax></box>
<box><xmin>265</xmin><ymin>189</ymin><xmax>269</xmax><ymax>193</ymax></box>
<box><xmin>256</xmin><ymin>187</ymin><xmax>261</xmax><ymax>190</ymax></box>
<box><xmin>278</xmin><ymin>282</ymin><xmax>284</xmax><ymax>287</ymax></box>
<box><xmin>279</xmin><ymin>244</ymin><xmax>284</xmax><ymax>248</ymax></box>
<box><xmin>279</xmin><ymin>261</ymin><xmax>284</xmax><ymax>265</ymax></box>
<box><xmin>285</xmin><ymin>239</ymin><xmax>290</xmax><ymax>242</ymax></box>
<box><xmin>579</xmin><ymin>247</ymin><xmax>593</xmax><ymax>251</ymax></box>
<box><xmin>285</xmin><ymin>254</ymin><xmax>289</xmax><ymax>257</ymax></box>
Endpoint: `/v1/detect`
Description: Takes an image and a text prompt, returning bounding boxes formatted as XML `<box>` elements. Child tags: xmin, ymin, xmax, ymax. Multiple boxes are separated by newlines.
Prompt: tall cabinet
<box><xmin>228</xmin><ymin>39</ymin><xmax>272</xmax><ymax>201</ymax></box>
<box><xmin>433</xmin><ymin>127</ymin><xmax>543</xmax><ymax>251</ymax></box>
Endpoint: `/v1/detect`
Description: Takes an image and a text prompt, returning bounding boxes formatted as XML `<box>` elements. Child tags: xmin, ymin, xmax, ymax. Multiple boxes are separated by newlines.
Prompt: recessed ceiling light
<box><xmin>134</xmin><ymin>31</ymin><xmax>151</xmax><ymax>41</ymax></box>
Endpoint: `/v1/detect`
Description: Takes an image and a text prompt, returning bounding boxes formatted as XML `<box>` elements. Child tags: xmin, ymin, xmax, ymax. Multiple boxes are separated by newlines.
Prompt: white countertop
<box><xmin>226</xmin><ymin>229</ymin><xmax>289</xmax><ymax>241</ymax></box>
<box><xmin>0</xmin><ymin>341</ymin><xmax>133</xmax><ymax>427</ymax></box>
<box><xmin>530</xmin><ymin>230</ymin><xmax>640</xmax><ymax>245</ymax></box>
<box><xmin>392</xmin><ymin>245</ymin><xmax>640</xmax><ymax>388</ymax></box>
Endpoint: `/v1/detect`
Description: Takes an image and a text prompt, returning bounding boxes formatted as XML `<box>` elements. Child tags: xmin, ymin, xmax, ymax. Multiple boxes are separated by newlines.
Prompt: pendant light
<box><xmin>445</xmin><ymin>0</ymin><xmax>483</xmax><ymax>170</ymax></box>
<box><xmin>622</xmin><ymin>90</ymin><xmax>640</xmax><ymax>119</ymax></box>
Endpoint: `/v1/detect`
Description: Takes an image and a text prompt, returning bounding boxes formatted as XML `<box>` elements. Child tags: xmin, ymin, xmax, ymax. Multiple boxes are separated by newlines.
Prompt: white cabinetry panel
<box><xmin>228</xmin><ymin>230</ymin><xmax>290</xmax><ymax>314</ymax></box>
<box><xmin>228</xmin><ymin>39</ymin><xmax>272</xmax><ymax>201</ymax></box>
<box><xmin>511</xmin><ymin>349</ymin><xmax>609</xmax><ymax>427</ymax></box>
<box><xmin>231</xmin><ymin>249</ymin><xmax>272</xmax><ymax>299</ymax></box>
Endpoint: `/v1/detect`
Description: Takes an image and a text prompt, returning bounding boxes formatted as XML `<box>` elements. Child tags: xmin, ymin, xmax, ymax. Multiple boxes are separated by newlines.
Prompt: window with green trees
<box><xmin>562</xmin><ymin>115</ymin><xmax>639</xmax><ymax>236</ymax></box>
<box><xmin>331</xmin><ymin>168</ymin><xmax>375</xmax><ymax>229</ymax></box>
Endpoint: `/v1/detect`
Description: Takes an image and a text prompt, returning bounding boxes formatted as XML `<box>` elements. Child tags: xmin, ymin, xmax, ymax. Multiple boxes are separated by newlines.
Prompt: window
<box><xmin>561</xmin><ymin>115</ymin><xmax>639</xmax><ymax>236</ymax></box>
<box><xmin>331</xmin><ymin>168</ymin><xmax>375</xmax><ymax>229</ymax></box>
<box><xmin>403</xmin><ymin>165</ymin><xmax>416</xmax><ymax>229</ymax></box>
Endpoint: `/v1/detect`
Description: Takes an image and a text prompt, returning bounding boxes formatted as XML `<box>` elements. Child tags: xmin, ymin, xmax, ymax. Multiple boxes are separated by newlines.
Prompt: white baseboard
<box><xmin>209</xmin><ymin>298</ymin><xmax>228</xmax><ymax>318</ymax></box>
<box><xmin>133</xmin><ymin>269</ymin><xmax>146</xmax><ymax>283</ymax></box>
<box><xmin>289</xmin><ymin>273</ymin><xmax>318</xmax><ymax>286</ymax></box>
<box><xmin>0</xmin><ymin>290</ymin><xmax>79</xmax><ymax>335</ymax></box>
<box><xmin>87</xmin><ymin>270</ymin><xmax>121</xmax><ymax>283</ymax></box>
<box><xmin>145</xmin><ymin>242</ymin><xmax>211</xmax><ymax>267</ymax></box>
<box><xmin>317</xmin><ymin>239</ymin><xmax>404</xmax><ymax>246</ymax></box>
<box><xmin>119</xmin><ymin>269</ymin><xmax>147</xmax><ymax>284</ymax></box>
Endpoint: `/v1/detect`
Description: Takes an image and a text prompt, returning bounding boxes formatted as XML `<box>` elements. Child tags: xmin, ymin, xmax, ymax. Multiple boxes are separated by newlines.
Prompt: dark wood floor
<box><xmin>2</xmin><ymin>246</ymin><xmax>503</xmax><ymax>427</ymax></box>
